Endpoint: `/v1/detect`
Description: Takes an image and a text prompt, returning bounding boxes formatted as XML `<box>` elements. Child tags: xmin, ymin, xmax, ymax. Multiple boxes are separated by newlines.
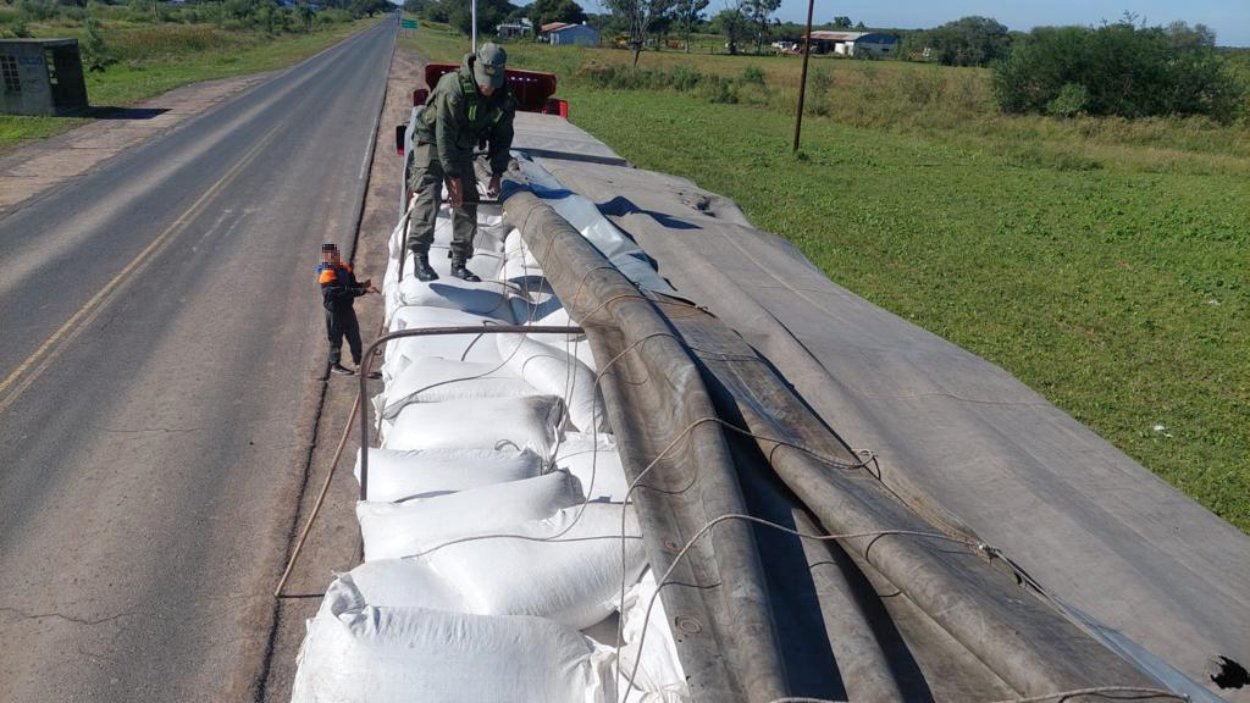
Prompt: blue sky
<box><xmin>580</xmin><ymin>0</ymin><xmax>1250</xmax><ymax>47</ymax></box>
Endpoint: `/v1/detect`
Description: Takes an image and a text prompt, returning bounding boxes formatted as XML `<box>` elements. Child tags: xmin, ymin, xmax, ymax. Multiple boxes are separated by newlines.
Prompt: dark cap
<box><xmin>474</xmin><ymin>43</ymin><xmax>507</xmax><ymax>90</ymax></box>
<box><xmin>321</xmin><ymin>242</ymin><xmax>338</xmax><ymax>252</ymax></box>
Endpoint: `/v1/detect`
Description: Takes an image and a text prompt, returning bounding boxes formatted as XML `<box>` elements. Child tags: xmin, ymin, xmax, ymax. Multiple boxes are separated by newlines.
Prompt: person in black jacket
<box><xmin>318</xmin><ymin>243</ymin><xmax>378</xmax><ymax>376</ymax></box>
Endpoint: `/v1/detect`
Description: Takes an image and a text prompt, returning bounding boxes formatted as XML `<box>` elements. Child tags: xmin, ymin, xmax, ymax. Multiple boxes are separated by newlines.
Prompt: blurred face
<box><xmin>322</xmin><ymin>248</ymin><xmax>340</xmax><ymax>266</ymax></box>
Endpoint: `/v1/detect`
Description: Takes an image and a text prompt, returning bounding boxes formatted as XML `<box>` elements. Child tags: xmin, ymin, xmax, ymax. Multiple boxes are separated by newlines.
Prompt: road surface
<box><xmin>0</xmin><ymin>19</ymin><xmax>394</xmax><ymax>701</ymax></box>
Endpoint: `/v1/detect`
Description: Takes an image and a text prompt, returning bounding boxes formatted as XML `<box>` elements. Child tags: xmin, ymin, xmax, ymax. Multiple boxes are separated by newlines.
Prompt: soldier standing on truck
<box><xmin>405</xmin><ymin>42</ymin><xmax>516</xmax><ymax>283</ymax></box>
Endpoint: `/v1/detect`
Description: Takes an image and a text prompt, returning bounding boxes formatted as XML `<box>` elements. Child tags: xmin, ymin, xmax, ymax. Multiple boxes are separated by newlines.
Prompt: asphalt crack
<box><xmin>0</xmin><ymin>606</ymin><xmax>132</xmax><ymax>627</ymax></box>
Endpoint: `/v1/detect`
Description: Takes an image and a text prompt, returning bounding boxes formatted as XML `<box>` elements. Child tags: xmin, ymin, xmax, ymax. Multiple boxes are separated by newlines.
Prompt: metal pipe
<box><xmin>357</xmin><ymin>324</ymin><xmax>585</xmax><ymax>501</ymax></box>
<box><xmin>792</xmin><ymin>0</ymin><xmax>816</xmax><ymax>152</ymax></box>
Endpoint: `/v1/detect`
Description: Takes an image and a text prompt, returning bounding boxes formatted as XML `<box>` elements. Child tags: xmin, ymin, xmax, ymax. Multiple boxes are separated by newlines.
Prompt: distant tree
<box><xmin>402</xmin><ymin>0</ymin><xmax>428</xmax><ymax>14</ymax></box>
<box><xmin>349</xmin><ymin>0</ymin><xmax>388</xmax><ymax>17</ymax></box>
<box><xmin>1164</xmin><ymin>20</ymin><xmax>1215</xmax><ymax>51</ymax></box>
<box><xmin>915</xmin><ymin>15</ymin><xmax>1010</xmax><ymax>67</ymax></box>
<box><xmin>710</xmin><ymin>1</ymin><xmax>746</xmax><ymax>55</ymax></box>
<box><xmin>296</xmin><ymin>1</ymin><xmax>315</xmax><ymax>31</ymax></box>
<box><xmin>604</xmin><ymin>0</ymin><xmax>675</xmax><ymax>66</ymax></box>
<box><xmin>528</xmin><ymin>0</ymin><xmax>585</xmax><ymax>28</ymax></box>
<box><xmin>993</xmin><ymin>19</ymin><xmax>1245</xmax><ymax>122</ymax></box>
<box><xmin>831</xmin><ymin>15</ymin><xmax>850</xmax><ymax>29</ymax></box>
<box><xmin>743</xmin><ymin>0</ymin><xmax>778</xmax><ymax>53</ymax></box>
<box><xmin>672</xmin><ymin>0</ymin><xmax>707</xmax><ymax>51</ymax></box>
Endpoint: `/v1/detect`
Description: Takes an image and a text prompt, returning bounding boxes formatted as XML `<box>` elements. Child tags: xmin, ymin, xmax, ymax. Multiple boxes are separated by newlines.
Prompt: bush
<box><xmin>1046</xmin><ymin>82</ymin><xmax>1088</xmax><ymax>117</ymax></box>
<box><xmin>17</xmin><ymin>0</ymin><xmax>57</xmax><ymax>21</ymax></box>
<box><xmin>741</xmin><ymin>64</ymin><xmax>764</xmax><ymax>85</ymax></box>
<box><xmin>81</xmin><ymin>16</ymin><xmax>117</xmax><ymax>72</ymax></box>
<box><xmin>993</xmin><ymin>20</ymin><xmax>1246</xmax><ymax>122</ymax></box>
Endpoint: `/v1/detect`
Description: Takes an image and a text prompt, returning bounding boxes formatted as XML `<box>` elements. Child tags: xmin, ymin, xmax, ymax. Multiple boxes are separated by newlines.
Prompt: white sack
<box><xmin>618</xmin><ymin>570</ymin><xmax>691</xmax><ymax>702</ymax></box>
<box><xmin>351</xmin><ymin>504</ymin><xmax>644</xmax><ymax>630</ymax></box>
<box><xmin>385</xmin><ymin>395</ymin><xmax>564</xmax><ymax>456</ymax></box>
<box><xmin>425</xmin><ymin>244</ymin><xmax>507</xmax><ymax>282</ymax></box>
<box><xmin>353</xmin><ymin>446</ymin><xmax>543</xmax><ymax>503</ymax></box>
<box><xmin>383</xmin><ymin>306</ymin><xmax>506</xmax><ymax>380</ymax></box>
<box><xmin>504</xmin><ymin>229</ymin><xmax>544</xmax><ymax>271</ymax></box>
<box><xmin>291</xmin><ymin>596</ymin><xmax>614</xmax><ymax>703</ymax></box>
<box><xmin>389</xmin><ymin>305</ymin><xmax>500</xmax><ymax>334</ymax></box>
<box><xmin>497</xmin><ymin>334</ymin><xmax>607</xmax><ymax>434</ymax></box>
<box><xmin>387</xmin><ymin>276</ymin><xmax>513</xmax><ymax>320</ymax></box>
<box><xmin>356</xmin><ymin>470</ymin><xmax>583</xmax><ymax>561</ymax></box>
<box><xmin>326</xmin><ymin>560</ymin><xmax>466</xmax><ymax>613</ymax></box>
<box><xmin>429</xmin><ymin>503</ymin><xmax>644</xmax><ymax>629</ymax></box>
<box><xmin>378</xmin><ymin>358</ymin><xmax>539</xmax><ymax>420</ymax></box>
<box><xmin>556</xmin><ymin>432</ymin><xmax>630</xmax><ymax>504</ymax></box>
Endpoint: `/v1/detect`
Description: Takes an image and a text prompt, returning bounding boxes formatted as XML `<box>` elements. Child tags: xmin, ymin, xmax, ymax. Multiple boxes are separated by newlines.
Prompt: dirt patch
<box><xmin>0</xmin><ymin>72</ymin><xmax>273</xmax><ymax>215</ymax></box>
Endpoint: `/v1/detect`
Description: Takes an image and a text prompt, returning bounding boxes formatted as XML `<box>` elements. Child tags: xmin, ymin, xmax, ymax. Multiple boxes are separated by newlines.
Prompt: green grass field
<box><xmin>0</xmin><ymin>16</ymin><xmax>379</xmax><ymax>152</ymax></box>
<box><xmin>405</xmin><ymin>27</ymin><xmax>1250</xmax><ymax>531</ymax></box>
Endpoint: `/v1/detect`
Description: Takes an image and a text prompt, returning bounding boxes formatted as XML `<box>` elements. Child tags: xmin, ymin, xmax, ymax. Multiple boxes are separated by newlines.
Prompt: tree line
<box><xmin>399</xmin><ymin>0</ymin><xmax>1246</xmax><ymax>122</ymax></box>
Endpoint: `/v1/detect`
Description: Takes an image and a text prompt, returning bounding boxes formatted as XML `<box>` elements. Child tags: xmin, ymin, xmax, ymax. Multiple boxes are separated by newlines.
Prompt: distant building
<box><xmin>546</xmin><ymin>23</ymin><xmax>599</xmax><ymax>47</ymax></box>
<box><xmin>0</xmin><ymin>39</ymin><xmax>89</xmax><ymax>116</ymax></box>
<box><xmin>540</xmin><ymin>21</ymin><xmax>573</xmax><ymax>37</ymax></box>
<box><xmin>497</xmin><ymin>18</ymin><xmax>533</xmax><ymax>39</ymax></box>
<box><xmin>803</xmin><ymin>31</ymin><xmax>899</xmax><ymax>57</ymax></box>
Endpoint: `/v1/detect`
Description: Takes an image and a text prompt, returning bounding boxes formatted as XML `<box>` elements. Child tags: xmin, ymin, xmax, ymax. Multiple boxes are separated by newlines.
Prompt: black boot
<box><xmin>413</xmin><ymin>253</ymin><xmax>438</xmax><ymax>282</ymax></box>
<box><xmin>450</xmin><ymin>257</ymin><xmax>480</xmax><ymax>282</ymax></box>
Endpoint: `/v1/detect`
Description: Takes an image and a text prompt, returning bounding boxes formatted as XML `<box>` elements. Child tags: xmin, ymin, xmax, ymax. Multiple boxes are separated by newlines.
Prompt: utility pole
<box><xmin>791</xmin><ymin>0</ymin><xmax>814</xmax><ymax>152</ymax></box>
<box><xmin>471</xmin><ymin>0</ymin><xmax>478</xmax><ymax>51</ymax></box>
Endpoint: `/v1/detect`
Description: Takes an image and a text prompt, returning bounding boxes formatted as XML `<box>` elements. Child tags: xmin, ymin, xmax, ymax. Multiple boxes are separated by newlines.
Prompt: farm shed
<box><xmin>0</xmin><ymin>39</ymin><xmax>88</xmax><ymax>116</ymax></box>
<box><xmin>803</xmin><ymin>31</ymin><xmax>899</xmax><ymax>57</ymax></box>
<box><xmin>546</xmin><ymin>23</ymin><xmax>600</xmax><ymax>46</ymax></box>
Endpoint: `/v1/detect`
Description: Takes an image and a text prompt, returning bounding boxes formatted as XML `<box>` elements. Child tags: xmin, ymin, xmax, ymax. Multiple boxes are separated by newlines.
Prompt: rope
<box><xmin>272</xmin><ymin>392</ymin><xmax>361</xmax><ymax>598</ymax></box>
<box><xmin>989</xmin><ymin>687</ymin><xmax>1188</xmax><ymax>702</ymax></box>
<box><xmin>618</xmin><ymin>512</ymin><xmax>981</xmax><ymax>700</ymax></box>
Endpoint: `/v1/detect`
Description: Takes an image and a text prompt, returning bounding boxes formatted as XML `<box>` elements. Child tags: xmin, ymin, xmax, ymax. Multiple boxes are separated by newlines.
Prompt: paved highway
<box><xmin>0</xmin><ymin>20</ymin><xmax>394</xmax><ymax>701</ymax></box>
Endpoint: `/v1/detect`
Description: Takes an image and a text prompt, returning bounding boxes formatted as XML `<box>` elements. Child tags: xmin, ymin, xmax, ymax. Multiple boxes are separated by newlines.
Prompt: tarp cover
<box><xmin>508</xmin><ymin>111</ymin><xmax>1250</xmax><ymax>702</ymax></box>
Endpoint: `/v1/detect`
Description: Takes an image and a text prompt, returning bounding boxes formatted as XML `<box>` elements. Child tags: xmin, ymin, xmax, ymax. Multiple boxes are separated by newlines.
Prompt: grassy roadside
<box><xmin>402</xmin><ymin>27</ymin><xmax>1249</xmax><ymax>531</ymax></box>
<box><xmin>0</xmin><ymin>18</ymin><xmax>379</xmax><ymax>152</ymax></box>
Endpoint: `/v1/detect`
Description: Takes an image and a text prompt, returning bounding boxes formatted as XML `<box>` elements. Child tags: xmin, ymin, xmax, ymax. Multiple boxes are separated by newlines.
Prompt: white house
<box><xmin>804</xmin><ymin>31</ymin><xmax>899</xmax><ymax>57</ymax></box>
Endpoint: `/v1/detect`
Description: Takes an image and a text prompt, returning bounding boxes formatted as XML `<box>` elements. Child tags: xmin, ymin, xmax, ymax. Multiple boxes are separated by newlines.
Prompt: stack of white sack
<box><xmin>292</xmin><ymin>597</ymin><xmax>617</xmax><ymax>703</ymax></box>
<box><xmin>292</xmin><ymin>186</ymin><xmax>689</xmax><ymax>703</ymax></box>
<box><xmin>339</xmin><ymin>503</ymin><xmax>645</xmax><ymax>627</ymax></box>
<box><xmin>496</xmin><ymin>332</ymin><xmax>606</xmax><ymax>434</ymax></box>
<box><xmin>353</xmin><ymin>446</ymin><xmax>544</xmax><ymax>502</ymax></box>
<box><xmin>357</xmin><ymin>471</ymin><xmax>584</xmax><ymax>561</ymax></box>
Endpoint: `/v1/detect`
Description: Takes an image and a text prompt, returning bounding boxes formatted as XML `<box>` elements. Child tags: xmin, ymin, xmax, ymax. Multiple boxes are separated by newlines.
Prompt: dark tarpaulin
<box><xmin>502</xmin><ymin>183</ymin><xmax>1176</xmax><ymax>702</ymax></box>
<box><xmin>506</xmin><ymin>112</ymin><xmax>1247</xmax><ymax>702</ymax></box>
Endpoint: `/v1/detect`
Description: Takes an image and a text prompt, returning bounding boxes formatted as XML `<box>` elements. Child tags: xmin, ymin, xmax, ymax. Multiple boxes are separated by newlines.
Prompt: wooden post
<box><xmin>792</xmin><ymin>0</ymin><xmax>815</xmax><ymax>152</ymax></box>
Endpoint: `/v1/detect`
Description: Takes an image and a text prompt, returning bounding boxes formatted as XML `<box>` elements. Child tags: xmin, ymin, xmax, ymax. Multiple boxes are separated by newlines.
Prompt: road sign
<box><xmin>401</xmin><ymin>19</ymin><xmax>418</xmax><ymax>29</ymax></box>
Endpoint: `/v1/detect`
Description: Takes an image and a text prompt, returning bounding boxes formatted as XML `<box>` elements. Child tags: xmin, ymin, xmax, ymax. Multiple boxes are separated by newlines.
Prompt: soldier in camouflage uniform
<box><xmin>406</xmin><ymin>43</ymin><xmax>516</xmax><ymax>283</ymax></box>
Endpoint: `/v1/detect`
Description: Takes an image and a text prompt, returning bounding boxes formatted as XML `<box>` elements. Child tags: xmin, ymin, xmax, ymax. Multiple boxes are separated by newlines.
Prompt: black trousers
<box><xmin>325</xmin><ymin>307</ymin><xmax>362</xmax><ymax>366</ymax></box>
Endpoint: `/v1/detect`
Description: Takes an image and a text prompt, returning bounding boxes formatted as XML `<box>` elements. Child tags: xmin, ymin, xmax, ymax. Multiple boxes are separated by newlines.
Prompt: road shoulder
<box><xmin>0</xmin><ymin>72</ymin><xmax>275</xmax><ymax>216</ymax></box>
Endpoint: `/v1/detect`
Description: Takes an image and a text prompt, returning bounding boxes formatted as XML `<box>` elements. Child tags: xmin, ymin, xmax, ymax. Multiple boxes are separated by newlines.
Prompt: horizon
<box><xmin>569</xmin><ymin>0</ymin><xmax>1250</xmax><ymax>48</ymax></box>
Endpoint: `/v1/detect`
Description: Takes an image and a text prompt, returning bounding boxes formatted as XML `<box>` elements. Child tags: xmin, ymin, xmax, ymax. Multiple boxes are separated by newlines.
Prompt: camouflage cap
<box><xmin>473</xmin><ymin>42</ymin><xmax>507</xmax><ymax>90</ymax></box>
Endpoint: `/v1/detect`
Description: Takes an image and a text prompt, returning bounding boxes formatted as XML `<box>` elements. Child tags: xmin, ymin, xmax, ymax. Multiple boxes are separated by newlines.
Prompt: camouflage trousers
<box><xmin>405</xmin><ymin>141</ymin><xmax>477</xmax><ymax>261</ymax></box>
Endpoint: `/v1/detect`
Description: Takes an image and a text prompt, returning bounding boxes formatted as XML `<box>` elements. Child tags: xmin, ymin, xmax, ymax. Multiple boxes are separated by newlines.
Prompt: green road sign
<box><xmin>401</xmin><ymin>19</ymin><xmax>418</xmax><ymax>29</ymax></box>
